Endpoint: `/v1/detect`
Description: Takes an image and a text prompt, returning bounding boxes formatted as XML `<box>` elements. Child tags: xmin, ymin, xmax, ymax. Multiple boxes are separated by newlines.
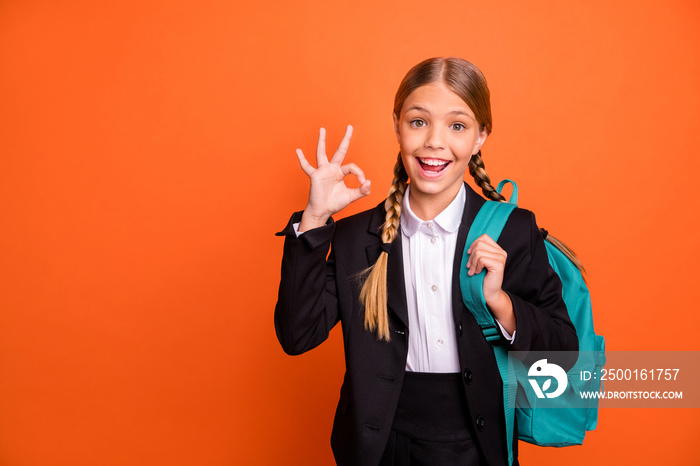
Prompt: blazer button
<box><xmin>476</xmin><ymin>415</ymin><xmax>486</xmax><ymax>432</ymax></box>
<box><xmin>463</xmin><ymin>368</ymin><xmax>473</xmax><ymax>385</ymax></box>
<box><xmin>457</xmin><ymin>322</ymin><xmax>463</xmax><ymax>337</ymax></box>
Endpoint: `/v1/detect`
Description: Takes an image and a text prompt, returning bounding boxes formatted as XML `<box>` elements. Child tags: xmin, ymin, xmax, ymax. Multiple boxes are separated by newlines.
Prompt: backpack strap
<box><xmin>460</xmin><ymin>179</ymin><xmax>518</xmax><ymax>336</ymax></box>
<box><xmin>496</xmin><ymin>179</ymin><xmax>518</xmax><ymax>205</ymax></box>
<box><xmin>459</xmin><ymin>180</ymin><xmax>518</xmax><ymax>466</ymax></box>
<box><xmin>460</xmin><ymin>200</ymin><xmax>517</xmax><ymax>334</ymax></box>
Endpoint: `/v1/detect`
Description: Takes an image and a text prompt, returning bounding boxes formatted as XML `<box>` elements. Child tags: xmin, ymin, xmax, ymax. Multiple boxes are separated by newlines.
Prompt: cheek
<box><xmin>448</xmin><ymin>139</ymin><xmax>473</xmax><ymax>157</ymax></box>
<box><xmin>398</xmin><ymin>132</ymin><xmax>421</xmax><ymax>152</ymax></box>
<box><xmin>458</xmin><ymin>134</ymin><xmax>480</xmax><ymax>154</ymax></box>
<box><xmin>400</xmin><ymin>155</ymin><xmax>415</xmax><ymax>179</ymax></box>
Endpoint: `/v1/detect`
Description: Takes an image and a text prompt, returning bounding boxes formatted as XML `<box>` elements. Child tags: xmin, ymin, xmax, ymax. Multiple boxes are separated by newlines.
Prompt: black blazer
<box><xmin>275</xmin><ymin>183</ymin><xmax>578</xmax><ymax>466</ymax></box>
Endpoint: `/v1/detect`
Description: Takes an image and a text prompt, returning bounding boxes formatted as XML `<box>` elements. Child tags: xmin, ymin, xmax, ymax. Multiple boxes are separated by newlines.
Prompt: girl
<box><xmin>275</xmin><ymin>57</ymin><xmax>578</xmax><ymax>466</ymax></box>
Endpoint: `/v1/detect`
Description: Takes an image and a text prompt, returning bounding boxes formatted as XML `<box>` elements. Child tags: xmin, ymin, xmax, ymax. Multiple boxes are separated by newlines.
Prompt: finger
<box><xmin>468</xmin><ymin>235</ymin><xmax>506</xmax><ymax>256</ymax></box>
<box><xmin>477</xmin><ymin>233</ymin><xmax>497</xmax><ymax>245</ymax></box>
<box><xmin>467</xmin><ymin>254</ymin><xmax>485</xmax><ymax>276</ymax></box>
<box><xmin>470</xmin><ymin>244</ymin><xmax>507</xmax><ymax>261</ymax></box>
<box><xmin>469</xmin><ymin>234</ymin><xmax>498</xmax><ymax>250</ymax></box>
<box><xmin>295</xmin><ymin>148</ymin><xmax>315</xmax><ymax>176</ymax></box>
<box><xmin>469</xmin><ymin>247</ymin><xmax>506</xmax><ymax>264</ymax></box>
<box><xmin>330</xmin><ymin>125</ymin><xmax>354</xmax><ymax>165</ymax></box>
<box><xmin>467</xmin><ymin>252</ymin><xmax>482</xmax><ymax>275</ymax></box>
<box><xmin>360</xmin><ymin>179</ymin><xmax>371</xmax><ymax>195</ymax></box>
<box><xmin>347</xmin><ymin>179</ymin><xmax>371</xmax><ymax>203</ymax></box>
<box><xmin>316</xmin><ymin>127</ymin><xmax>329</xmax><ymax>165</ymax></box>
<box><xmin>467</xmin><ymin>248</ymin><xmax>499</xmax><ymax>274</ymax></box>
<box><xmin>340</xmin><ymin>162</ymin><xmax>366</xmax><ymax>184</ymax></box>
<box><xmin>470</xmin><ymin>251</ymin><xmax>506</xmax><ymax>275</ymax></box>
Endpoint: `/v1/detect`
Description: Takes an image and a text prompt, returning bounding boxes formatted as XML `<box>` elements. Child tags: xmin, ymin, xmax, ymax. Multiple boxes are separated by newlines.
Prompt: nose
<box><xmin>425</xmin><ymin>125</ymin><xmax>445</xmax><ymax>150</ymax></box>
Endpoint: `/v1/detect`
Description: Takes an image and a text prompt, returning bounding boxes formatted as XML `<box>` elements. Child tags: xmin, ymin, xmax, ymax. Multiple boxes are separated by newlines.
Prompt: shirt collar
<box><xmin>401</xmin><ymin>183</ymin><xmax>466</xmax><ymax>237</ymax></box>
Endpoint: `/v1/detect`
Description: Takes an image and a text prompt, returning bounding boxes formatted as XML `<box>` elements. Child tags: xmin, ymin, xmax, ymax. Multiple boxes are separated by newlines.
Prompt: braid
<box><xmin>360</xmin><ymin>152</ymin><xmax>407</xmax><ymax>341</ymax></box>
<box><xmin>468</xmin><ymin>151</ymin><xmax>505</xmax><ymax>202</ymax></box>
<box><xmin>382</xmin><ymin>153</ymin><xmax>408</xmax><ymax>243</ymax></box>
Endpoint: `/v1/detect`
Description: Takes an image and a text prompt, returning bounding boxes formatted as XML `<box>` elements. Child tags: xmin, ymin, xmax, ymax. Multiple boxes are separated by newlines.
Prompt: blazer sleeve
<box><xmin>274</xmin><ymin>211</ymin><xmax>341</xmax><ymax>355</ymax></box>
<box><xmin>499</xmin><ymin>209</ymin><xmax>579</xmax><ymax>358</ymax></box>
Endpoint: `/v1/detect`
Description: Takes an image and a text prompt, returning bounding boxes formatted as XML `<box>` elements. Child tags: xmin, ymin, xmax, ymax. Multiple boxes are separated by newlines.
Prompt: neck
<box><xmin>408</xmin><ymin>182</ymin><xmax>462</xmax><ymax>221</ymax></box>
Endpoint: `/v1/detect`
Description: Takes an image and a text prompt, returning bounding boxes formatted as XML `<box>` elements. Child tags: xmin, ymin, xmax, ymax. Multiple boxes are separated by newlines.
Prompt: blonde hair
<box><xmin>359</xmin><ymin>152</ymin><xmax>407</xmax><ymax>341</ymax></box>
<box><xmin>361</xmin><ymin>57</ymin><xmax>585</xmax><ymax>341</ymax></box>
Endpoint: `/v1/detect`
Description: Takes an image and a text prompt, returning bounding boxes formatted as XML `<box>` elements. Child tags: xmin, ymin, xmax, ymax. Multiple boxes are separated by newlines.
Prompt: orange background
<box><xmin>1</xmin><ymin>1</ymin><xmax>699</xmax><ymax>464</ymax></box>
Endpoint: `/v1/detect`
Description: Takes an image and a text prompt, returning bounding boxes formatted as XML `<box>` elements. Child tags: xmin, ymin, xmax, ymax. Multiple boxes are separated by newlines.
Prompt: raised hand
<box><xmin>296</xmin><ymin>125</ymin><xmax>371</xmax><ymax>232</ymax></box>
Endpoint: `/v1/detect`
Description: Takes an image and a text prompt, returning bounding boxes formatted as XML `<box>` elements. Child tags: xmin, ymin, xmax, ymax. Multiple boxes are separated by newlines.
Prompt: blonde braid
<box><xmin>381</xmin><ymin>153</ymin><xmax>408</xmax><ymax>244</ymax></box>
<box><xmin>359</xmin><ymin>152</ymin><xmax>407</xmax><ymax>341</ymax></box>
<box><xmin>468</xmin><ymin>151</ymin><xmax>505</xmax><ymax>202</ymax></box>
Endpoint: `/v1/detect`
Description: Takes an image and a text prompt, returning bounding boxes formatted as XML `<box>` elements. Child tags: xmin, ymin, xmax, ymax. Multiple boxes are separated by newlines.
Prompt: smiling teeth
<box><xmin>420</xmin><ymin>158</ymin><xmax>448</xmax><ymax>166</ymax></box>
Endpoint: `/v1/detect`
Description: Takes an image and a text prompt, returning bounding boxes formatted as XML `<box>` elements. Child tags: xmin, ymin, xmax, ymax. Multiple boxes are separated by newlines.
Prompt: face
<box><xmin>394</xmin><ymin>81</ymin><xmax>488</xmax><ymax>208</ymax></box>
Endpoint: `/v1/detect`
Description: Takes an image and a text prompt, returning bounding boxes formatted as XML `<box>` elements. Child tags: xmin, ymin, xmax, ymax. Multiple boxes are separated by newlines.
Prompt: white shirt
<box><xmin>401</xmin><ymin>184</ymin><xmax>463</xmax><ymax>372</ymax></box>
<box><xmin>293</xmin><ymin>183</ymin><xmax>514</xmax><ymax>373</ymax></box>
<box><xmin>401</xmin><ymin>184</ymin><xmax>514</xmax><ymax>373</ymax></box>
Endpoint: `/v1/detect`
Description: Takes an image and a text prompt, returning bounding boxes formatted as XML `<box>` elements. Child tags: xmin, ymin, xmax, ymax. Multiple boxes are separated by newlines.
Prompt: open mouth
<box><xmin>418</xmin><ymin>157</ymin><xmax>451</xmax><ymax>174</ymax></box>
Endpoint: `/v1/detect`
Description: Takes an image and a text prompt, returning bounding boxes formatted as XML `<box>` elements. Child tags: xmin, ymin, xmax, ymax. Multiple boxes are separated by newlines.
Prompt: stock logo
<box><xmin>528</xmin><ymin>359</ymin><xmax>568</xmax><ymax>399</ymax></box>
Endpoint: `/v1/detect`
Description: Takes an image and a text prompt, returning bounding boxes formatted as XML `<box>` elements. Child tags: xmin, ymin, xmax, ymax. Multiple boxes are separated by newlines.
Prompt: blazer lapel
<box><xmin>364</xmin><ymin>204</ymin><xmax>409</xmax><ymax>329</ymax></box>
<box><xmin>386</xmin><ymin>236</ymin><xmax>408</xmax><ymax>329</ymax></box>
<box><xmin>451</xmin><ymin>183</ymin><xmax>487</xmax><ymax>325</ymax></box>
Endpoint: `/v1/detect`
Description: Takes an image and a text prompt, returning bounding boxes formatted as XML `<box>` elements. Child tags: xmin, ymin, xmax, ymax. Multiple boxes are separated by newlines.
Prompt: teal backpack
<box><xmin>459</xmin><ymin>180</ymin><xmax>606</xmax><ymax>466</ymax></box>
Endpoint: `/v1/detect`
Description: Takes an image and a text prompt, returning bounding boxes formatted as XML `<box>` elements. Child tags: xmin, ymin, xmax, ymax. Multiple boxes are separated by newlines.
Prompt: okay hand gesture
<box><xmin>296</xmin><ymin>125</ymin><xmax>371</xmax><ymax>231</ymax></box>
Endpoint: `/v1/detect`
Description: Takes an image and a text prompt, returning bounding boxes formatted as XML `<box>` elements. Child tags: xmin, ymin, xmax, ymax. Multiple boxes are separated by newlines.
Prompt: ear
<box><xmin>472</xmin><ymin>127</ymin><xmax>488</xmax><ymax>155</ymax></box>
<box><xmin>392</xmin><ymin>113</ymin><xmax>400</xmax><ymax>143</ymax></box>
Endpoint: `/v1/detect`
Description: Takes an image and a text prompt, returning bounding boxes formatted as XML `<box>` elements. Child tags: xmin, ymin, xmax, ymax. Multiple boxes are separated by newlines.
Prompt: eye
<box><xmin>410</xmin><ymin>119</ymin><xmax>426</xmax><ymax>128</ymax></box>
<box><xmin>451</xmin><ymin>123</ymin><xmax>466</xmax><ymax>131</ymax></box>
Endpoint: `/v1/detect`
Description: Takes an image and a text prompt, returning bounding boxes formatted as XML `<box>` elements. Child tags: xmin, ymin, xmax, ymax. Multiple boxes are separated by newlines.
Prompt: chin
<box><xmin>410</xmin><ymin>180</ymin><xmax>454</xmax><ymax>196</ymax></box>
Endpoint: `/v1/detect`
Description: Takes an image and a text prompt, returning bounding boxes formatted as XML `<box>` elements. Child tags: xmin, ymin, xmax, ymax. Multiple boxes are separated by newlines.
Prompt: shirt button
<box><xmin>426</xmin><ymin>222</ymin><xmax>433</xmax><ymax>229</ymax></box>
<box><xmin>436</xmin><ymin>339</ymin><xmax>444</xmax><ymax>347</ymax></box>
<box><xmin>430</xmin><ymin>237</ymin><xmax>436</xmax><ymax>244</ymax></box>
<box><xmin>431</xmin><ymin>285</ymin><xmax>438</xmax><ymax>292</ymax></box>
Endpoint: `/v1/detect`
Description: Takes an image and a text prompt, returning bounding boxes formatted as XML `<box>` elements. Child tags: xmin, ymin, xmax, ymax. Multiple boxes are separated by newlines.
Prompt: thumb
<box><xmin>349</xmin><ymin>180</ymin><xmax>371</xmax><ymax>202</ymax></box>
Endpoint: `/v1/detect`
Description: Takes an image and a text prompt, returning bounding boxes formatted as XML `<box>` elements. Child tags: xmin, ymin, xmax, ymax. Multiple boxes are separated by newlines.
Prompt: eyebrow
<box><xmin>404</xmin><ymin>106</ymin><xmax>475</xmax><ymax>120</ymax></box>
<box><xmin>405</xmin><ymin>105</ymin><xmax>429</xmax><ymax>113</ymax></box>
<box><xmin>446</xmin><ymin>110</ymin><xmax>474</xmax><ymax>119</ymax></box>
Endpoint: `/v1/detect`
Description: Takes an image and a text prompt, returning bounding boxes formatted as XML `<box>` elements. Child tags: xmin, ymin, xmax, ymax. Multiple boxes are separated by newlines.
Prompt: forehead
<box><xmin>402</xmin><ymin>82</ymin><xmax>476</xmax><ymax>119</ymax></box>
